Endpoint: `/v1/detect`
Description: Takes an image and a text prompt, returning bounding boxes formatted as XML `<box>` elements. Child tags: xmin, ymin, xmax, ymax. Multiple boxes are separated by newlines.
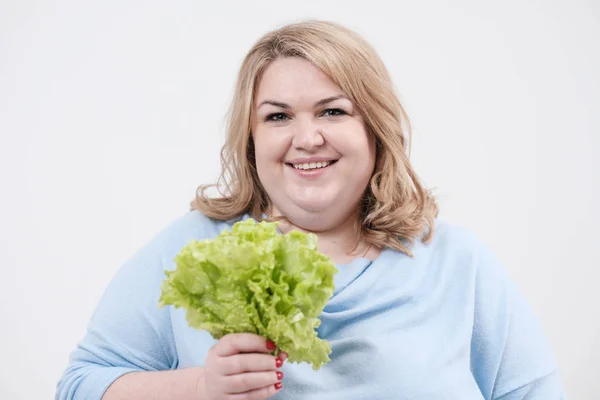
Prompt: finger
<box><xmin>215</xmin><ymin>334</ymin><xmax>276</xmax><ymax>357</ymax></box>
<box><xmin>278</xmin><ymin>352</ymin><xmax>288</xmax><ymax>362</ymax></box>
<box><xmin>218</xmin><ymin>353</ymin><xmax>281</xmax><ymax>375</ymax></box>
<box><xmin>228</xmin><ymin>382</ymin><xmax>283</xmax><ymax>400</ymax></box>
<box><xmin>226</xmin><ymin>371</ymin><xmax>283</xmax><ymax>394</ymax></box>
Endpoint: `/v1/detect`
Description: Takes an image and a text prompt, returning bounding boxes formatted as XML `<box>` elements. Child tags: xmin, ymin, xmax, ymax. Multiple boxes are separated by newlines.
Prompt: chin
<box><xmin>292</xmin><ymin>198</ymin><xmax>334</xmax><ymax>213</ymax></box>
<box><xmin>282</xmin><ymin>201</ymin><xmax>351</xmax><ymax>232</ymax></box>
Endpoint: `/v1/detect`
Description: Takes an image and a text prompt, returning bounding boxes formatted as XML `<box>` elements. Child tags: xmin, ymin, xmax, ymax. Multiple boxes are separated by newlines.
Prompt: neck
<box><xmin>268</xmin><ymin>208</ymin><xmax>379</xmax><ymax>265</ymax></box>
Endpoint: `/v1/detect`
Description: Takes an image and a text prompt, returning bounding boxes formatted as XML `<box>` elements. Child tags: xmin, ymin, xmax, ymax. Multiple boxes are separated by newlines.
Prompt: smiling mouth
<box><xmin>286</xmin><ymin>160</ymin><xmax>338</xmax><ymax>171</ymax></box>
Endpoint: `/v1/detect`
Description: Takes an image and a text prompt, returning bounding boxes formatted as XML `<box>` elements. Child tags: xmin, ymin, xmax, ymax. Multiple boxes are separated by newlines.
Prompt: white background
<box><xmin>1</xmin><ymin>1</ymin><xmax>598</xmax><ymax>398</ymax></box>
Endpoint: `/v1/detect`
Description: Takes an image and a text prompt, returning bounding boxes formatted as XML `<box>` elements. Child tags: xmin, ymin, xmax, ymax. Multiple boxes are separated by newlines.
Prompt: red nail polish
<box><xmin>266</xmin><ymin>340</ymin><xmax>276</xmax><ymax>351</ymax></box>
<box><xmin>276</xmin><ymin>371</ymin><xmax>284</xmax><ymax>380</ymax></box>
<box><xmin>275</xmin><ymin>382</ymin><xmax>283</xmax><ymax>390</ymax></box>
<box><xmin>275</xmin><ymin>357</ymin><xmax>283</xmax><ymax>368</ymax></box>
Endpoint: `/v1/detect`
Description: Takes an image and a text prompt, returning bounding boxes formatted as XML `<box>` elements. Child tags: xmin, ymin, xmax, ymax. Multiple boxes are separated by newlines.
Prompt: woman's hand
<box><xmin>200</xmin><ymin>333</ymin><xmax>286</xmax><ymax>400</ymax></box>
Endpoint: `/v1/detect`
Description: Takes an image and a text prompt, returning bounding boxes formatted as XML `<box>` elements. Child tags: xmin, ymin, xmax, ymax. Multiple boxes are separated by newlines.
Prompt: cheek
<box><xmin>252</xmin><ymin>130</ymin><xmax>289</xmax><ymax>171</ymax></box>
<box><xmin>252</xmin><ymin>139</ymin><xmax>269</xmax><ymax>171</ymax></box>
<box><xmin>330</xmin><ymin>122</ymin><xmax>374</xmax><ymax>160</ymax></box>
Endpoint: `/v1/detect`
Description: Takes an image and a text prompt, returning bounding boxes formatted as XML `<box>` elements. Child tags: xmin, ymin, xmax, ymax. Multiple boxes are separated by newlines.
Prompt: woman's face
<box><xmin>252</xmin><ymin>57</ymin><xmax>376</xmax><ymax>231</ymax></box>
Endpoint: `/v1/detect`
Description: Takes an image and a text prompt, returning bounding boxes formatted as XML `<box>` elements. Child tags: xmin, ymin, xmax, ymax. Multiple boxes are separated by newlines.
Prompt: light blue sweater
<box><xmin>56</xmin><ymin>211</ymin><xmax>566</xmax><ymax>399</ymax></box>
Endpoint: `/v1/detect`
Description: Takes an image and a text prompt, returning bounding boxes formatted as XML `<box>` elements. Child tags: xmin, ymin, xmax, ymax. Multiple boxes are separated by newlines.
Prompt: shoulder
<box><xmin>397</xmin><ymin>219</ymin><xmax>512</xmax><ymax>290</ymax></box>
<box><xmin>425</xmin><ymin>219</ymin><xmax>483</xmax><ymax>253</ymax></box>
<box><xmin>425</xmin><ymin>220</ymin><xmax>529</xmax><ymax>317</ymax></box>
<box><xmin>414</xmin><ymin>219</ymin><xmax>499</xmax><ymax>268</ymax></box>
<box><xmin>112</xmin><ymin>210</ymin><xmax>249</xmax><ymax>283</ymax></box>
<box><xmin>147</xmin><ymin>210</ymin><xmax>249</xmax><ymax>264</ymax></box>
<box><xmin>156</xmin><ymin>209</ymin><xmax>243</xmax><ymax>242</ymax></box>
<box><xmin>100</xmin><ymin>211</ymin><xmax>250</xmax><ymax>304</ymax></box>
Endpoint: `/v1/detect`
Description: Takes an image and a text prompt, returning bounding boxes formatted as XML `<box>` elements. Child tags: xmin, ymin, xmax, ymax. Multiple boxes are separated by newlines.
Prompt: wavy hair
<box><xmin>191</xmin><ymin>20</ymin><xmax>438</xmax><ymax>256</ymax></box>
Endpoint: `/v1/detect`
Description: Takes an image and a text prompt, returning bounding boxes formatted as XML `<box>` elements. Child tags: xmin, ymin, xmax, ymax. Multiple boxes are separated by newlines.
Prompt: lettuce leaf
<box><xmin>159</xmin><ymin>218</ymin><xmax>338</xmax><ymax>370</ymax></box>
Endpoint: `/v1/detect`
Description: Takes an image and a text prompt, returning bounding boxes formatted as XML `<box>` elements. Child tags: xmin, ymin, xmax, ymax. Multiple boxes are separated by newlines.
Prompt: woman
<box><xmin>56</xmin><ymin>20</ymin><xmax>565</xmax><ymax>399</ymax></box>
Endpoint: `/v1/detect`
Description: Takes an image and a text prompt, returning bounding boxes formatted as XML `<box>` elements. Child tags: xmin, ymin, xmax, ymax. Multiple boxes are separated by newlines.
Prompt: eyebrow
<box><xmin>257</xmin><ymin>95</ymin><xmax>348</xmax><ymax>110</ymax></box>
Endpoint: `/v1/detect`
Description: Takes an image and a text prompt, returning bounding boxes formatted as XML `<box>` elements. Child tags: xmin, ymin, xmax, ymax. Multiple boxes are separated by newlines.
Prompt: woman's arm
<box><xmin>56</xmin><ymin>217</ymin><xmax>187</xmax><ymax>399</ymax></box>
<box><xmin>103</xmin><ymin>333</ymin><xmax>284</xmax><ymax>400</ymax></box>
<box><xmin>469</xmin><ymin>236</ymin><xmax>567</xmax><ymax>399</ymax></box>
<box><xmin>56</xmin><ymin>213</ymin><xmax>283</xmax><ymax>400</ymax></box>
<box><xmin>102</xmin><ymin>368</ymin><xmax>204</xmax><ymax>400</ymax></box>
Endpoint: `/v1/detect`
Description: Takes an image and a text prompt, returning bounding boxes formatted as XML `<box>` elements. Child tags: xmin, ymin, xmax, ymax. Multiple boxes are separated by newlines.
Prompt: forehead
<box><xmin>255</xmin><ymin>57</ymin><xmax>344</xmax><ymax>104</ymax></box>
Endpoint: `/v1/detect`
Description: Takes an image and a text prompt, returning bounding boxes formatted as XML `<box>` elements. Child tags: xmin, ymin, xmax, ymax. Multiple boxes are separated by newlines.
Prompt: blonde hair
<box><xmin>191</xmin><ymin>20</ymin><xmax>438</xmax><ymax>256</ymax></box>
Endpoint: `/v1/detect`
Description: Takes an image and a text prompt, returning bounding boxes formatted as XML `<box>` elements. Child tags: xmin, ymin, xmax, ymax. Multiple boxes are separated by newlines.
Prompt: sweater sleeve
<box><xmin>469</xmin><ymin>238</ymin><xmax>567</xmax><ymax>399</ymax></box>
<box><xmin>55</xmin><ymin>212</ymin><xmax>208</xmax><ymax>400</ymax></box>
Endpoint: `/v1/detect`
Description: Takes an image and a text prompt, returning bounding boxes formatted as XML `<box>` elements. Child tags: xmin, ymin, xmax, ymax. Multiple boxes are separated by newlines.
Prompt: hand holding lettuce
<box><xmin>159</xmin><ymin>218</ymin><xmax>338</xmax><ymax>370</ymax></box>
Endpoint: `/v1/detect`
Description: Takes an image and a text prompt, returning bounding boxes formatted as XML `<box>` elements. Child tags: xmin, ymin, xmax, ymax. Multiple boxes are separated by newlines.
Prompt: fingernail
<box><xmin>266</xmin><ymin>340</ymin><xmax>276</xmax><ymax>351</ymax></box>
<box><xmin>276</xmin><ymin>371</ymin><xmax>284</xmax><ymax>380</ymax></box>
<box><xmin>275</xmin><ymin>382</ymin><xmax>283</xmax><ymax>390</ymax></box>
<box><xmin>275</xmin><ymin>357</ymin><xmax>283</xmax><ymax>368</ymax></box>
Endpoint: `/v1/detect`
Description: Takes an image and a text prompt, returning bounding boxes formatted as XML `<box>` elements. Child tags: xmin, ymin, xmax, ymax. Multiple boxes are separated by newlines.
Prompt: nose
<box><xmin>291</xmin><ymin>117</ymin><xmax>325</xmax><ymax>151</ymax></box>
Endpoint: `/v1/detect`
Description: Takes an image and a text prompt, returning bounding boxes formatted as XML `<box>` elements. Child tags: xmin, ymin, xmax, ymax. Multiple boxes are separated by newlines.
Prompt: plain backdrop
<box><xmin>1</xmin><ymin>1</ymin><xmax>598</xmax><ymax>399</ymax></box>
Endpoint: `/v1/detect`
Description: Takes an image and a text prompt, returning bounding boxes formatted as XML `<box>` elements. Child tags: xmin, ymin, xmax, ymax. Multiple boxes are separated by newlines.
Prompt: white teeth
<box><xmin>292</xmin><ymin>161</ymin><xmax>333</xmax><ymax>170</ymax></box>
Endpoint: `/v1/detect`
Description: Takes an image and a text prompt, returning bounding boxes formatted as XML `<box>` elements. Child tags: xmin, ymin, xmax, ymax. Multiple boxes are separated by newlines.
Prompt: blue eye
<box><xmin>266</xmin><ymin>113</ymin><xmax>289</xmax><ymax>122</ymax></box>
<box><xmin>322</xmin><ymin>108</ymin><xmax>346</xmax><ymax>117</ymax></box>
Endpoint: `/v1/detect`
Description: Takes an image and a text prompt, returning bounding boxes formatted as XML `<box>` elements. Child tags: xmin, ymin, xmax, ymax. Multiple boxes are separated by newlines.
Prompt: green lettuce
<box><xmin>159</xmin><ymin>218</ymin><xmax>338</xmax><ymax>370</ymax></box>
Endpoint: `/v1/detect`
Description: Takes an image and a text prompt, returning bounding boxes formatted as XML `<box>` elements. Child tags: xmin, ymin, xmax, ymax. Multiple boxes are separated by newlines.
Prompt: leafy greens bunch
<box><xmin>159</xmin><ymin>218</ymin><xmax>338</xmax><ymax>370</ymax></box>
